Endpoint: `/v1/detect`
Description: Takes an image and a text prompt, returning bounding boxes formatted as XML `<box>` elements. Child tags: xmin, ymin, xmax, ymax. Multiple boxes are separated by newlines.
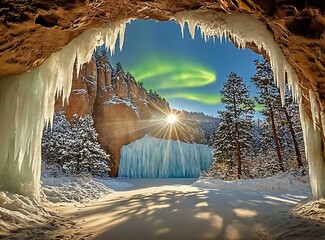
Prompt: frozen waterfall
<box><xmin>0</xmin><ymin>20</ymin><xmax>128</xmax><ymax>197</ymax></box>
<box><xmin>118</xmin><ymin>135</ymin><xmax>213</xmax><ymax>178</ymax></box>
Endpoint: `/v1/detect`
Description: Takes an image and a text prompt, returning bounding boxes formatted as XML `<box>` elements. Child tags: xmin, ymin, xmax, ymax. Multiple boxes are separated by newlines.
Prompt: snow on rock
<box><xmin>193</xmin><ymin>173</ymin><xmax>311</xmax><ymax>194</ymax></box>
<box><xmin>104</xmin><ymin>95</ymin><xmax>139</xmax><ymax>117</ymax></box>
<box><xmin>72</xmin><ymin>89</ymin><xmax>88</xmax><ymax>95</ymax></box>
<box><xmin>119</xmin><ymin>135</ymin><xmax>213</xmax><ymax>178</ymax></box>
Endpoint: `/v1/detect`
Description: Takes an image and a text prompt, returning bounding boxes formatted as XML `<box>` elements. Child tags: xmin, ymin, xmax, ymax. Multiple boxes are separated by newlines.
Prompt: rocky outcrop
<box><xmin>56</xmin><ymin>55</ymin><xmax>203</xmax><ymax>176</ymax></box>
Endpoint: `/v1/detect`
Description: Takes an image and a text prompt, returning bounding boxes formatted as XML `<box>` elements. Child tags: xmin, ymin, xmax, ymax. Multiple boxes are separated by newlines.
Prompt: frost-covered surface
<box><xmin>119</xmin><ymin>135</ymin><xmax>212</xmax><ymax>178</ymax></box>
<box><xmin>104</xmin><ymin>95</ymin><xmax>140</xmax><ymax>117</ymax></box>
<box><xmin>194</xmin><ymin>173</ymin><xmax>311</xmax><ymax>194</ymax></box>
<box><xmin>0</xmin><ymin>20</ymin><xmax>128</xmax><ymax>197</ymax></box>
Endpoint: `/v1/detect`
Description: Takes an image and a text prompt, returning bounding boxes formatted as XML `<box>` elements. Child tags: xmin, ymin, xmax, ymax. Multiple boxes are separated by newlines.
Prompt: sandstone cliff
<box><xmin>55</xmin><ymin>52</ymin><xmax>204</xmax><ymax>176</ymax></box>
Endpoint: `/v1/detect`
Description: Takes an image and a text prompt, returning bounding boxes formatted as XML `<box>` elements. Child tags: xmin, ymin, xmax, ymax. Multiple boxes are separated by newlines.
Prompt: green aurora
<box><xmin>129</xmin><ymin>55</ymin><xmax>265</xmax><ymax>109</ymax></box>
<box><xmin>130</xmin><ymin>56</ymin><xmax>216</xmax><ymax>90</ymax></box>
<box><xmin>129</xmin><ymin>55</ymin><xmax>221</xmax><ymax>105</ymax></box>
<box><xmin>110</xmin><ymin>20</ymin><xmax>263</xmax><ymax>116</ymax></box>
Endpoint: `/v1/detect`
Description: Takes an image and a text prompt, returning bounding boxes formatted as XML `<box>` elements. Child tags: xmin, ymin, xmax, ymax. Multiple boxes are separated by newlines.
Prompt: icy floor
<box><xmin>1</xmin><ymin>175</ymin><xmax>325</xmax><ymax>239</ymax></box>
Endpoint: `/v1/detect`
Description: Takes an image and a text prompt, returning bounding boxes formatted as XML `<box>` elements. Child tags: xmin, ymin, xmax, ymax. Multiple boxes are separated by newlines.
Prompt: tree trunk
<box><xmin>234</xmin><ymin>121</ymin><xmax>242</xmax><ymax>178</ymax></box>
<box><xmin>269</xmin><ymin>107</ymin><xmax>285</xmax><ymax>172</ymax></box>
<box><xmin>283</xmin><ymin>109</ymin><xmax>304</xmax><ymax>168</ymax></box>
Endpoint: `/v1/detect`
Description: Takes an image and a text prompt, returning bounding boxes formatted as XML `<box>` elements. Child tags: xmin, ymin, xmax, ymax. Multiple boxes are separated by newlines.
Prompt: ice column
<box><xmin>0</xmin><ymin>20</ymin><xmax>128</xmax><ymax>197</ymax></box>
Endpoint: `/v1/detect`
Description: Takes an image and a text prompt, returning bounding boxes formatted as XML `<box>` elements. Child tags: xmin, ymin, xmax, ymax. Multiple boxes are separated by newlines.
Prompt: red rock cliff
<box><xmin>56</xmin><ymin>55</ymin><xmax>202</xmax><ymax>176</ymax></box>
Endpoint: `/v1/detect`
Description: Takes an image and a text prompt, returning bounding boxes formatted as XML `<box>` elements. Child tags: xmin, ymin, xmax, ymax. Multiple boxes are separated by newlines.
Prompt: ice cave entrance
<box><xmin>0</xmin><ymin>10</ymin><xmax>325</xmax><ymax>199</ymax></box>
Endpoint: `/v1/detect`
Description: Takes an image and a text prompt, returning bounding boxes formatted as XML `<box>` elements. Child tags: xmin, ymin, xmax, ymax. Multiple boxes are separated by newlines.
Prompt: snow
<box><xmin>72</xmin><ymin>89</ymin><xmax>87</xmax><ymax>95</ymax></box>
<box><xmin>293</xmin><ymin>197</ymin><xmax>325</xmax><ymax>222</ymax></box>
<box><xmin>0</xmin><ymin>20</ymin><xmax>129</xmax><ymax>197</ymax></box>
<box><xmin>104</xmin><ymin>95</ymin><xmax>140</xmax><ymax>117</ymax></box>
<box><xmin>3</xmin><ymin>176</ymin><xmax>325</xmax><ymax>239</ymax></box>
<box><xmin>0</xmin><ymin>173</ymin><xmax>132</xmax><ymax>238</ymax></box>
<box><xmin>42</xmin><ymin>176</ymin><xmax>112</xmax><ymax>204</ymax></box>
<box><xmin>194</xmin><ymin>172</ymin><xmax>311</xmax><ymax>194</ymax></box>
<box><xmin>119</xmin><ymin>135</ymin><xmax>213</xmax><ymax>178</ymax></box>
<box><xmin>0</xmin><ymin>191</ymin><xmax>49</xmax><ymax>237</ymax></box>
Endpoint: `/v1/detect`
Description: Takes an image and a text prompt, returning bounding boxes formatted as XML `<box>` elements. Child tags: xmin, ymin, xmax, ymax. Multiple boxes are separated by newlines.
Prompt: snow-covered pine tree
<box><xmin>252</xmin><ymin>59</ymin><xmax>285</xmax><ymax>172</ymax></box>
<box><xmin>213</xmin><ymin>72</ymin><xmax>255</xmax><ymax>179</ymax></box>
<box><xmin>252</xmin><ymin>59</ymin><xmax>304</xmax><ymax>171</ymax></box>
<box><xmin>42</xmin><ymin>112</ymin><xmax>110</xmax><ymax>177</ymax></box>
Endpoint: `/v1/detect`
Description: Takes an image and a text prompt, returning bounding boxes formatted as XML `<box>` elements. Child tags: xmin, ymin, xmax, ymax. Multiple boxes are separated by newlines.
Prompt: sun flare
<box><xmin>167</xmin><ymin>114</ymin><xmax>177</xmax><ymax>124</ymax></box>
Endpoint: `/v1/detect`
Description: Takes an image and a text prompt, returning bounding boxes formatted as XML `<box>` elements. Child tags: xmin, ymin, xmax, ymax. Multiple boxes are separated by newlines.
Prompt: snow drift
<box><xmin>118</xmin><ymin>135</ymin><xmax>213</xmax><ymax>178</ymax></box>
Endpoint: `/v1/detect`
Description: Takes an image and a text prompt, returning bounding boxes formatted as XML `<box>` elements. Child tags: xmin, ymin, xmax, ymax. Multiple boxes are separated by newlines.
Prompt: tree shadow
<box><xmin>4</xmin><ymin>183</ymin><xmax>325</xmax><ymax>240</ymax></box>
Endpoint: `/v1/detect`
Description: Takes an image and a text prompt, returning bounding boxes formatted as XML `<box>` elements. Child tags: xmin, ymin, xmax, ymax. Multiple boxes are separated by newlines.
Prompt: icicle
<box><xmin>0</xmin><ymin>19</ymin><xmax>129</xmax><ymax>197</ymax></box>
<box><xmin>187</xmin><ymin>20</ymin><xmax>197</xmax><ymax>39</ymax></box>
<box><xmin>309</xmin><ymin>89</ymin><xmax>319</xmax><ymax>130</ymax></box>
<box><xmin>173</xmin><ymin>10</ymin><xmax>301</xmax><ymax>106</ymax></box>
<box><xmin>119</xmin><ymin>135</ymin><xmax>213</xmax><ymax>178</ymax></box>
<box><xmin>299</xmin><ymin>102</ymin><xmax>325</xmax><ymax>200</ymax></box>
<box><xmin>179</xmin><ymin>21</ymin><xmax>185</xmax><ymax>38</ymax></box>
<box><xmin>321</xmin><ymin>112</ymin><xmax>325</xmax><ymax>134</ymax></box>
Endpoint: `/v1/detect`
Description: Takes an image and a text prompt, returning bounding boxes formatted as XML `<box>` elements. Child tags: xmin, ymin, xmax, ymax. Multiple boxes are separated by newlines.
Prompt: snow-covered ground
<box><xmin>0</xmin><ymin>174</ymin><xmax>132</xmax><ymax>239</ymax></box>
<box><xmin>194</xmin><ymin>172</ymin><xmax>311</xmax><ymax>194</ymax></box>
<box><xmin>1</xmin><ymin>174</ymin><xmax>325</xmax><ymax>239</ymax></box>
<box><xmin>42</xmin><ymin>175</ymin><xmax>132</xmax><ymax>204</ymax></box>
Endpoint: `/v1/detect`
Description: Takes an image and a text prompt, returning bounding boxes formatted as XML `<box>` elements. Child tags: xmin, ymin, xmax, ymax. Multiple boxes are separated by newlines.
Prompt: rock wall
<box><xmin>56</xmin><ymin>55</ymin><xmax>203</xmax><ymax>176</ymax></box>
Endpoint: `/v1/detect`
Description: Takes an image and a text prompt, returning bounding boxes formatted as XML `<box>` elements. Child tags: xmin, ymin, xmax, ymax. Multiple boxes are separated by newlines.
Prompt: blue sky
<box><xmin>110</xmin><ymin>19</ymin><xmax>263</xmax><ymax>117</ymax></box>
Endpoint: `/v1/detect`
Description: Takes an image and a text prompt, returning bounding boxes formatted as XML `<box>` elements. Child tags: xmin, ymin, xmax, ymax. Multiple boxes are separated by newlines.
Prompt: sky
<box><xmin>110</xmin><ymin>19</ymin><xmax>263</xmax><ymax>117</ymax></box>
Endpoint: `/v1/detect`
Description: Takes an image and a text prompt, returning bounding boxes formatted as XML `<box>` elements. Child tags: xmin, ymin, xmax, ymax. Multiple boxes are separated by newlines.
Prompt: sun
<box><xmin>167</xmin><ymin>114</ymin><xmax>177</xmax><ymax>124</ymax></box>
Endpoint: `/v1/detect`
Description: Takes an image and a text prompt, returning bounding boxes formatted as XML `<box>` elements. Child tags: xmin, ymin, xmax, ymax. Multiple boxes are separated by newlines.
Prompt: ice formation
<box><xmin>299</xmin><ymin>102</ymin><xmax>325</xmax><ymax>200</ymax></box>
<box><xmin>0</xmin><ymin>20</ymin><xmax>129</xmax><ymax>197</ymax></box>
<box><xmin>119</xmin><ymin>135</ymin><xmax>213</xmax><ymax>178</ymax></box>
<box><xmin>173</xmin><ymin>10</ymin><xmax>325</xmax><ymax>199</ymax></box>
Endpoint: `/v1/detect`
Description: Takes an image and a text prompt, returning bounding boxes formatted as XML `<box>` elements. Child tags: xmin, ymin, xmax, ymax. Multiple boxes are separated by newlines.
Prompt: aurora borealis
<box><xmin>111</xmin><ymin>19</ymin><xmax>263</xmax><ymax>116</ymax></box>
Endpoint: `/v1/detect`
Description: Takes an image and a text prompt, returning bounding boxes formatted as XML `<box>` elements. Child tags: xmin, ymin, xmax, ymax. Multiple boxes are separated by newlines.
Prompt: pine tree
<box><xmin>42</xmin><ymin>112</ymin><xmax>110</xmax><ymax>177</ymax></box>
<box><xmin>213</xmin><ymin>72</ymin><xmax>255</xmax><ymax>179</ymax></box>
<box><xmin>252</xmin><ymin>59</ymin><xmax>304</xmax><ymax>171</ymax></box>
<box><xmin>252</xmin><ymin>59</ymin><xmax>285</xmax><ymax>172</ymax></box>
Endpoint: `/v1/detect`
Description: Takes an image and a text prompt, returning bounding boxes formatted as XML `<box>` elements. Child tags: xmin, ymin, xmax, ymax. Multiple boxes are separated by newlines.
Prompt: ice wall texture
<box><xmin>173</xmin><ymin>10</ymin><xmax>325</xmax><ymax>199</ymax></box>
<box><xmin>0</xmin><ymin>21</ymin><xmax>128</xmax><ymax>197</ymax></box>
<box><xmin>119</xmin><ymin>135</ymin><xmax>212</xmax><ymax>178</ymax></box>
